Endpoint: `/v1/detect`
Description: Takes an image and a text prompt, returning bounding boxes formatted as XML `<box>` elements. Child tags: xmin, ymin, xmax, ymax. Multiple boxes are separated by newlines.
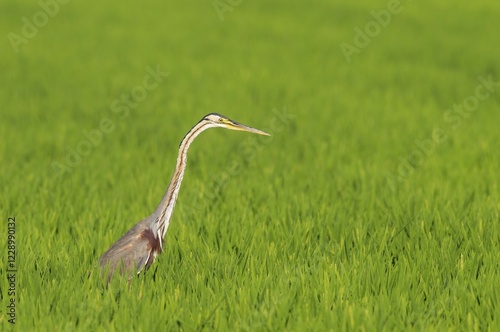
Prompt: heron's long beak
<box><xmin>228</xmin><ymin>121</ymin><xmax>271</xmax><ymax>136</ymax></box>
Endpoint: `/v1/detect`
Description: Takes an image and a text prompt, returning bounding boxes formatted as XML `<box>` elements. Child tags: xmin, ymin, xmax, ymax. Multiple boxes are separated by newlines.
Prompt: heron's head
<box><xmin>202</xmin><ymin>113</ymin><xmax>270</xmax><ymax>136</ymax></box>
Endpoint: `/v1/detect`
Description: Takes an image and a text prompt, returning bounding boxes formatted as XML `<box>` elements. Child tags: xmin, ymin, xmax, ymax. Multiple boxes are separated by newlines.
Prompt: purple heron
<box><xmin>100</xmin><ymin>113</ymin><xmax>269</xmax><ymax>281</ymax></box>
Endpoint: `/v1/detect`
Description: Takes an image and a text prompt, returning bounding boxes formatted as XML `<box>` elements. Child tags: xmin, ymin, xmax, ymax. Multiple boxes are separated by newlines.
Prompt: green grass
<box><xmin>1</xmin><ymin>0</ymin><xmax>499</xmax><ymax>330</ymax></box>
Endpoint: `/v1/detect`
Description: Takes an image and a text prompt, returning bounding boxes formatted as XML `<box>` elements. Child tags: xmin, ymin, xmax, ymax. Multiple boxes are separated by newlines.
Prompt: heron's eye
<box><xmin>218</xmin><ymin>118</ymin><xmax>224</xmax><ymax>123</ymax></box>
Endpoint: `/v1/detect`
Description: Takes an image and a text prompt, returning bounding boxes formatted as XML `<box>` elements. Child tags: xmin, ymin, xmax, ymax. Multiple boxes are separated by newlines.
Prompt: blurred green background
<box><xmin>1</xmin><ymin>0</ymin><xmax>499</xmax><ymax>330</ymax></box>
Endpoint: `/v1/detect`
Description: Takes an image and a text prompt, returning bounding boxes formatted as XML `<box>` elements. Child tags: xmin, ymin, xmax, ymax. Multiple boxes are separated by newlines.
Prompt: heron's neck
<box><xmin>152</xmin><ymin>120</ymin><xmax>213</xmax><ymax>240</ymax></box>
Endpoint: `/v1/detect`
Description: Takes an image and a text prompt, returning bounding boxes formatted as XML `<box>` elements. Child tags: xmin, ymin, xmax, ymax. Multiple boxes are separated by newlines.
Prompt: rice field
<box><xmin>1</xmin><ymin>0</ymin><xmax>499</xmax><ymax>330</ymax></box>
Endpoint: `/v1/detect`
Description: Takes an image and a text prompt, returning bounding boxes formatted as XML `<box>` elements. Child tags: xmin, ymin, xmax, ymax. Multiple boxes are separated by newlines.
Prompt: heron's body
<box><xmin>100</xmin><ymin>113</ymin><xmax>269</xmax><ymax>281</ymax></box>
